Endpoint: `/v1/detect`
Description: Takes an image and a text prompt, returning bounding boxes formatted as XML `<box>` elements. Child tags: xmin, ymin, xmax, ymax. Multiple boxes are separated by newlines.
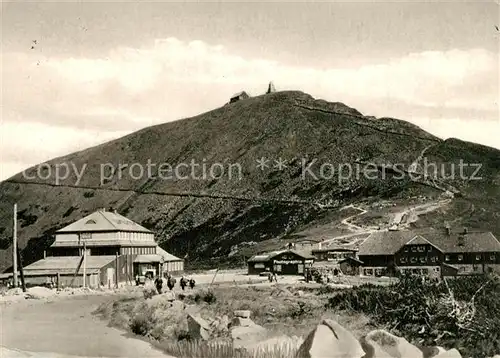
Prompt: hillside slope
<box><xmin>0</xmin><ymin>91</ymin><xmax>499</xmax><ymax>270</ymax></box>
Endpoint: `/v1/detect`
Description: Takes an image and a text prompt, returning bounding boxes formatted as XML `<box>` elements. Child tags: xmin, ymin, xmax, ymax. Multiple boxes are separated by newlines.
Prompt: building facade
<box><xmin>247</xmin><ymin>250</ymin><xmax>314</xmax><ymax>275</ymax></box>
<box><xmin>358</xmin><ymin>228</ymin><xmax>500</xmax><ymax>278</ymax></box>
<box><xmin>22</xmin><ymin>209</ymin><xmax>183</xmax><ymax>288</ymax></box>
<box><xmin>311</xmin><ymin>247</ymin><xmax>357</xmax><ymax>263</ymax></box>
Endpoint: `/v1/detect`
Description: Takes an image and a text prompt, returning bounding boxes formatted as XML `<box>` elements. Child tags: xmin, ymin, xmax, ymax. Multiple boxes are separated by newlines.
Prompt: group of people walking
<box><xmin>153</xmin><ymin>274</ymin><xmax>195</xmax><ymax>294</ymax></box>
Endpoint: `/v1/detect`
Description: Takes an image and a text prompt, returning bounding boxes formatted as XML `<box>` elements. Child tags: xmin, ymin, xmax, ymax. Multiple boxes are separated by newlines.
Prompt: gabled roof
<box><xmin>230</xmin><ymin>91</ymin><xmax>249</xmax><ymax>99</ymax></box>
<box><xmin>339</xmin><ymin>257</ymin><xmax>364</xmax><ymax>265</ymax></box>
<box><xmin>56</xmin><ymin>210</ymin><xmax>152</xmax><ymax>234</ymax></box>
<box><xmin>312</xmin><ymin>246</ymin><xmax>358</xmax><ymax>253</ymax></box>
<box><xmin>423</xmin><ymin>230</ymin><xmax>500</xmax><ymax>253</ymax></box>
<box><xmin>157</xmin><ymin>247</ymin><xmax>183</xmax><ymax>262</ymax></box>
<box><xmin>359</xmin><ymin>229</ymin><xmax>500</xmax><ymax>256</ymax></box>
<box><xmin>248</xmin><ymin>250</ymin><xmax>314</xmax><ymax>263</ymax></box>
<box><xmin>358</xmin><ymin>231</ymin><xmax>416</xmax><ymax>256</ymax></box>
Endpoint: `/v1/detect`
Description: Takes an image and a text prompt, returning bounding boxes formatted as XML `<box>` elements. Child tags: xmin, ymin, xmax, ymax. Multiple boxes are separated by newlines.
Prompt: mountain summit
<box><xmin>1</xmin><ymin>91</ymin><xmax>499</xmax><ymax>270</ymax></box>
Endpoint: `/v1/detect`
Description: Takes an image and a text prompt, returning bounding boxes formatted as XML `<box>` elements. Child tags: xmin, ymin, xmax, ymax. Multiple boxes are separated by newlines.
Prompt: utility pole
<box><xmin>82</xmin><ymin>241</ymin><xmax>86</xmax><ymax>288</ymax></box>
<box><xmin>13</xmin><ymin>203</ymin><xmax>18</xmax><ymax>287</ymax></box>
<box><xmin>16</xmin><ymin>246</ymin><xmax>26</xmax><ymax>292</ymax></box>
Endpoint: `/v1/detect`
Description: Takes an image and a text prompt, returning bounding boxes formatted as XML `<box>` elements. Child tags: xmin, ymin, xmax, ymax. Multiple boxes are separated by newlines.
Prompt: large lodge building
<box><xmin>19</xmin><ymin>209</ymin><xmax>184</xmax><ymax>288</ymax></box>
<box><xmin>358</xmin><ymin>228</ymin><xmax>500</xmax><ymax>278</ymax></box>
<box><xmin>247</xmin><ymin>227</ymin><xmax>500</xmax><ymax>279</ymax></box>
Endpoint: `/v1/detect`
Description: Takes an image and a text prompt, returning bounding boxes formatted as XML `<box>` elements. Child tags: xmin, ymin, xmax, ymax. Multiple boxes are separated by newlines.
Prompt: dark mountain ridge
<box><xmin>0</xmin><ymin>91</ymin><xmax>498</xmax><ymax>270</ymax></box>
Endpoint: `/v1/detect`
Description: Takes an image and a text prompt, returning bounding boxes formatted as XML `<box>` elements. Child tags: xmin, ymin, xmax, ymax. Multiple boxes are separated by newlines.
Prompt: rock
<box><xmin>361</xmin><ymin>330</ymin><xmax>423</xmax><ymax>358</ymax></box>
<box><xmin>24</xmin><ymin>286</ymin><xmax>56</xmax><ymax>299</ymax></box>
<box><xmin>170</xmin><ymin>300</ymin><xmax>185</xmax><ymax>311</ymax></box>
<box><xmin>296</xmin><ymin>319</ymin><xmax>364</xmax><ymax>358</ymax></box>
<box><xmin>231</xmin><ymin>324</ymin><xmax>268</xmax><ymax>349</ymax></box>
<box><xmin>434</xmin><ymin>349</ymin><xmax>462</xmax><ymax>358</ymax></box>
<box><xmin>231</xmin><ymin>317</ymin><xmax>255</xmax><ymax>327</ymax></box>
<box><xmin>162</xmin><ymin>291</ymin><xmax>176</xmax><ymax>301</ymax></box>
<box><xmin>234</xmin><ymin>310</ymin><xmax>251</xmax><ymax>318</ymax></box>
<box><xmin>187</xmin><ymin>314</ymin><xmax>211</xmax><ymax>340</ymax></box>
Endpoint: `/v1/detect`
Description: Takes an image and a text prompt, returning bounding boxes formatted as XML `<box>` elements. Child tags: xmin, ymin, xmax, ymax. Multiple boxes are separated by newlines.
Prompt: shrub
<box><xmin>326</xmin><ymin>273</ymin><xmax>500</xmax><ymax>357</ymax></box>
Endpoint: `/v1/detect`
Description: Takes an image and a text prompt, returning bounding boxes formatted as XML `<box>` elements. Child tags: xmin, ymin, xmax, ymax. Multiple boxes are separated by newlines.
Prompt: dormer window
<box><xmin>85</xmin><ymin>219</ymin><xmax>97</xmax><ymax>224</ymax></box>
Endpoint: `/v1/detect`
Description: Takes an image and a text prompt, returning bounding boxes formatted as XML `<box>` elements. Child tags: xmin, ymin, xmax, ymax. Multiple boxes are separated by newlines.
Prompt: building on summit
<box><xmin>21</xmin><ymin>209</ymin><xmax>183</xmax><ymax>288</ymax></box>
<box><xmin>229</xmin><ymin>91</ymin><xmax>250</xmax><ymax>103</ymax></box>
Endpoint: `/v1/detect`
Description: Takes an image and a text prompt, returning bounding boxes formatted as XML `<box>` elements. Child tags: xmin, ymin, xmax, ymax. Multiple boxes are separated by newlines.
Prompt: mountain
<box><xmin>0</xmin><ymin>91</ymin><xmax>499</xmax><ymax>271</ymax></box>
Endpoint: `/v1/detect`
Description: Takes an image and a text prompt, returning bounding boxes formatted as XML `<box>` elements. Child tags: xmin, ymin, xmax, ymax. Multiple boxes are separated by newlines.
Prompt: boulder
<box><xmin>231</xmin><ymin>317</ymin><xmax>255</xmax><ymax>327</ymax></box>
<box><xmin>296</xmin><ymin>319</ymin><xmax>364</xmax><ymax>358</ymax></box>
<box><xmin>234</xmin><ymin>310</ymin><xmax>251</xmax><ymax>318</ymax></box>
<box><xmin>187</xmin><ymin>314</ymin><xmax>211</xmax><ymax>340</ymax></box>
<box><xmin>434</xmin><ymin>349</ymin><xmax>462</xmax><ymax>358</ymax></box>
<box><xmin>24</xmin><ymin>286</ymin><xmax>56</xmax><ymax>299</ymax></box>
<box><xmin>361</xmin><ymin>330</ymin><xmax>423</xmax><ymax>358</ymax></box>
<box><xmin>231</xmin><ymin>324</ymin><xmax>268</xmax><ymax>349</ymax></box>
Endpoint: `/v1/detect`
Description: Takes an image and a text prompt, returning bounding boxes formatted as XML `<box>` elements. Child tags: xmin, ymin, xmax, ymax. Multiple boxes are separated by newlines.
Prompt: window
<box><xmin>254</xmin><ymin>263</ymin><xmax>265</xmax><ymax>269</ymax></box>
<box><xmin>85</xmin><ymin>219</ymin><xmax>96</xmax><ymax>224</ymax></box>
<box><xmin>404</xmin><ymin>247</ymin><xmax>409</xmax><ymax>252</ymax></box>
<box><xmin>410</xmin><ymin>257</ymin><xmax>417</xmax><ymax>264</ymax></box>
<box><xmin>428</xmin><ymin>246</ymin><xmax>433</xmax><ymax>252</ymax></box>
<box><xmin>431</xmin><ymin>257</ymin><xmax>437</xmax><ymax>263</ymax></box>
<box><xmin>490</xmin><ymin>254</ymin><xmax>496</xmax><ymax>261</ymax></box>
<box><xmin>418</xmin><ymin>246</ymin><xmax>425</xmax><ymax>252</ymax></box>
<box><xmin>400</xmin><ymin>257</ymin><xmax>407</xmax><ymax>264</ymax></box>
<box><xmin>434</xmin><ymin>267</ymin><xmax>440</xmax><ymax>272</ymax></box>
<box><xmin>476</xmin><ymin>254</ymin><xmax>481</xmax><ymax>261</ymax></box>
<box><xmin>445</xmin><ymin>255</ymin><xmax>450</xmax><ymax>262</ymax></box>
<box><xmin>419</xmin><ymin>257</ymin><xmax>427</xmax><ymax>263</ymax></box>
<box><xmin>411</xmin><ymin>247</ymin><xmax>417</xmax><ymax>252</ymax></box>
<box><xmin>274</xmin><ymin>265</ymin><xmax>282</xmax><ymax>272</ymax></box>
<box><xmin>458</xmin><ymin>255</ymin><xmax>463</xmax><ymax>262</ymax></box>
<box><xmin>365</xmin><ymin>269</ymin><xmax>373</xmax><ymax>276</ymax></box>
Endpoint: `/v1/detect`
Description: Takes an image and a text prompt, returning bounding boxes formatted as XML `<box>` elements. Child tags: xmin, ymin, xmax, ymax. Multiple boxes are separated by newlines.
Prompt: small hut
<box><xmin>229</xmin><ymin>91</ymin><xmax>250</xmax><ymax>103</ymax></box>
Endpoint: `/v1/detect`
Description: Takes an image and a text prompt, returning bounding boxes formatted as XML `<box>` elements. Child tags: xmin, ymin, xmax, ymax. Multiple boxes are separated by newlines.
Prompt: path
<box><xmin>339</xmin><ymin>204</ymin><xmax>367</xmax><ymax>232</ymax></box>
<box><xmin>0</xmin><ymin>295</ymin><xmax>169</xmax><ymax>358</ymax></box>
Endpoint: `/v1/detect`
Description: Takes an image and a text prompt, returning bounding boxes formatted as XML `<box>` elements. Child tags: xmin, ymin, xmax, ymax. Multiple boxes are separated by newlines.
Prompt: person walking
<box><xmin>189</xmin><ymin>278</ymin><xmax>196</xmax><ymax>289</ymax></box>
<box><xmin>154</xmin><ymin>276</ymin><xmax>163</xmax><ymax>294</ymax></box>
<box><xmin>180</xmin><ymin>276</ymin><xmax>187</xmax><ymax>290</ymax></box>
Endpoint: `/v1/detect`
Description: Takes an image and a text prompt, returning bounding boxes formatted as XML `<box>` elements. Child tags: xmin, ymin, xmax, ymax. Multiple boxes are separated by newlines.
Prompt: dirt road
<box><xmin>1</xmin><ymin>295</ymin><xmax>169</xmax><ymax>358</ymax></box>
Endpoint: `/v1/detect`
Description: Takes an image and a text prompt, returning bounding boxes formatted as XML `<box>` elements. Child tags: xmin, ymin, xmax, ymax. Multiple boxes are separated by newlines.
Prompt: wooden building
<box><xmin>311</xmin><ymin>246</ymin><xmax>357</xmax><ymax>262</ymax></box>
<box><xmin>339</xmin><ymin>257</ymin><xmax>364</xmax><ymax>276</ymax></box>
<box><xmin>358</xmin><ymin>228</ymin><xmax>500</xmax><ymax>278</ymax></box>
<box><xmin>229</xmin><ymin>91</ymin><xmax>250</xmax><ymax>103</ymax></box>
<box><xmin>22</xmin><ymin>209</ymin><xmax>183</xmax><ymax>288</ymax></box>
<box><xmin>247</xmin><ymin>250</ymin><xmax>314</xmax><ymax>275</ymax></box>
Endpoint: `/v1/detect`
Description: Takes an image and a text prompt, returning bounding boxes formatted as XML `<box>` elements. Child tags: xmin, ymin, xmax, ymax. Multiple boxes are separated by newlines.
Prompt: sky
<box><xmin>1</xmin><ymin>0</ymin><xmax>499</xmax><ymax>180</ymax></box>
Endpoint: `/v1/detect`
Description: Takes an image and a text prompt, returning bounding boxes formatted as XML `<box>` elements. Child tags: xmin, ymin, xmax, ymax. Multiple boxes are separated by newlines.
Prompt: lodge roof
<box><xmin>358</xmin><ymin>231</ymin><xmax>416</xmax><ymax>256</ymax></box>
<box><xmin>359</xmin><ymin>229</ymin><xmax>500</xmax><ymax>256</ymax></box>
<box><xmin>311</xmin><ymin>246</ymin><xmax>358</xmax><ymax>253</ymax></box>
<box><xmin>50</xmin><ymin>240</ymin><xmax>158</xmax><ymax>248</ymax></box>
<box><xmin>56</xmin><ymin>210</ymin><xmax>152</xmax><ymax>234</ymax></box>
<box><xmin>157</xmin><ymin>247</ymin><xmax>183</xmax><ymax>262</ymax></box>
<box><xmin>247</xmin><ymin>249</ymin><xmax>315</xmax><ymax>263</ymax></box>
<box><xmin>23</xmin><ymin>255</ymin><xmax>116</xmax><ymax>275</ymax></box>
<box><xmin>339</xmin><ymin>257</ymin><xmax>364</xmax><ymax>265</ymax></box>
